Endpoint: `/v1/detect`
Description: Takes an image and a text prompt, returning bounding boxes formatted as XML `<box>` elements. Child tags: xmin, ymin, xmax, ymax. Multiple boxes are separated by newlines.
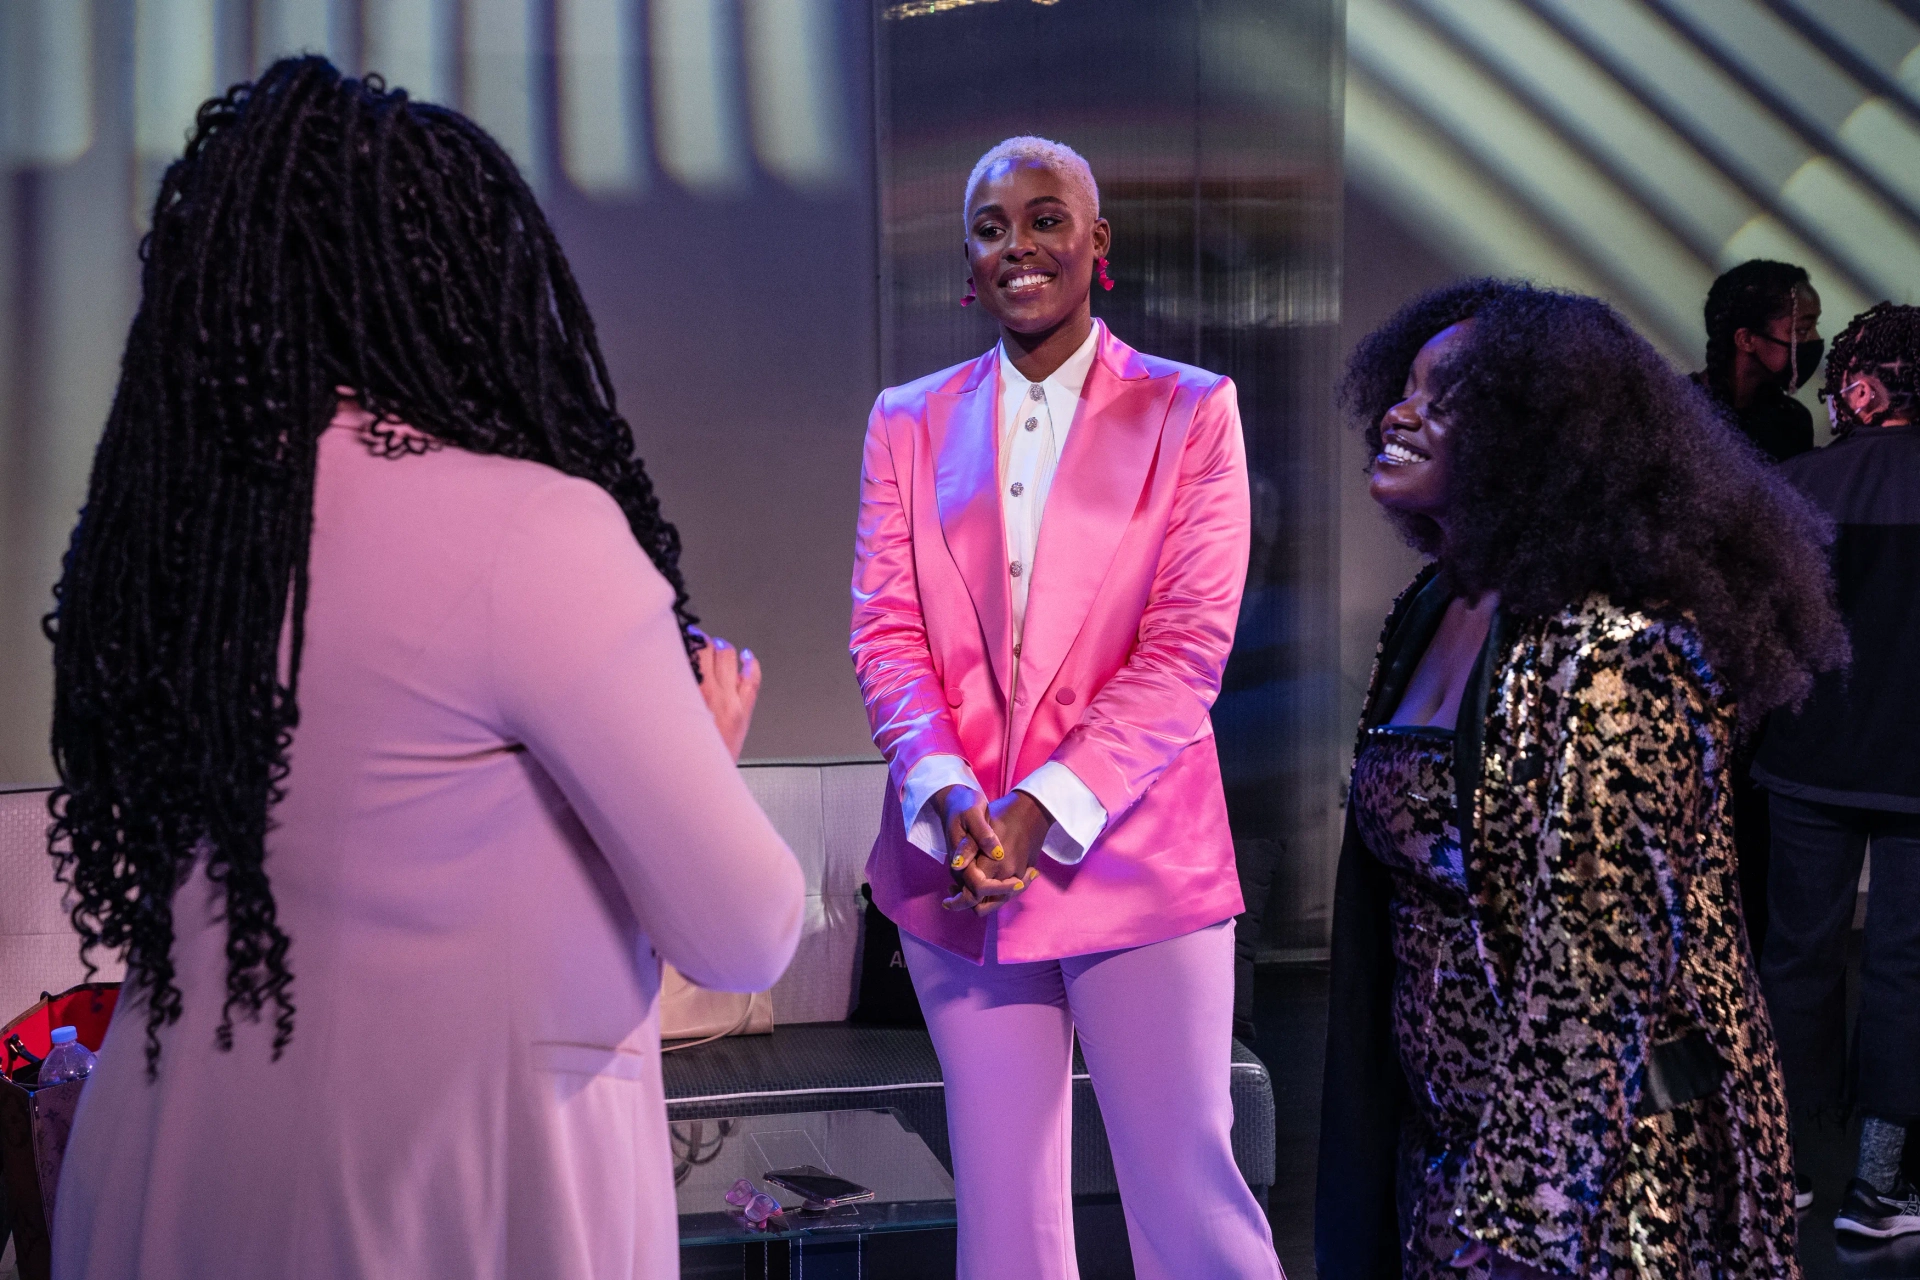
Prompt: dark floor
<box><xmin>1254</xmin><ymin>955</ymin><xmax>1920</xmax><ymax>1280</ymax></box>
<box><xmin>1799</xmin><ymin>1109</ymin><xmax>1920</xmax><ymax>1279</ymax></box>
<box><xmin>1251</xmin><ymin>958</ymin><xmax>1920</xmax><ymax>1280</ymax></box>
<box><xmin>1783</xmin><ymin>926</ymin><xmax>1920</xmax><ymax>1280</ymax></box>
<box><xmin>685</xmin><ymin>956</ymin><xmax>1912</xmax><ymax>1278</ymax></box>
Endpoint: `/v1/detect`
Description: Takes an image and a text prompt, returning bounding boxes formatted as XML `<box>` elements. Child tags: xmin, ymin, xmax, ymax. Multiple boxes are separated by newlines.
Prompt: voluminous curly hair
<box><xmin>1820</xmin><ymin>301</ymin><xmax>1920</xmax><ymax>436</ymax></box>
<box><xmin>46</xmin><ymin>57</ymin><xmax>699</xmax><ymax>1074</ymax></box>
<box><xmin>1340</xmin><ymin>279</ymin><xmax>1847</xmax><ymax>722</ymax></box>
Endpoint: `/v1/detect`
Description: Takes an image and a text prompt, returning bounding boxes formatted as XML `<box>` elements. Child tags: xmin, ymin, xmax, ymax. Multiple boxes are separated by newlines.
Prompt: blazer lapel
<box><xmin>1360</xmin><ymin>573</ymin><xmax>1513</xmax><ymax>992</ymax></box>
<box><xmin>1362</xmin><ymin>570</ymin><xmax>1451</xmax><ymax>732</ymax></box>
<box><xmin>1453</xmin><ymin>609</ymin><xmax>1504</xmax><ymax>866</ymax></box>
<box><xmin>1017</xmin><ymin>327</ymin><xmax>1175</xmax><ymax>721</ymax></box>
<box><xmin>931</xmin><ymin>355</ymin><xmax>1015</xmax><ymax>696</ymax></box>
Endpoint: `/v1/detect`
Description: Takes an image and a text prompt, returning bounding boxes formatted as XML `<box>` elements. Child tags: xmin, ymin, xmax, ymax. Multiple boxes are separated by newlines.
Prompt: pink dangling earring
<box><xmin>960</xmin><ymin>278</ymin><xmax>976</xmax><ymax>307</ymax></box>
<box><xmin>1096</xmin><ymin>257</ymin><xmax>1115</xmax><ymax>292</ymax></box>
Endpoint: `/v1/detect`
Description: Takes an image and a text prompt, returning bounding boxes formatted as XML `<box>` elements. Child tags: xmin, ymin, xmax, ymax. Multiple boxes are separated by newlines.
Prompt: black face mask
<box><xmin>1757</xmin><ymin>332</ymin><xmax>1824</xmax><ymax>391</ymax></box>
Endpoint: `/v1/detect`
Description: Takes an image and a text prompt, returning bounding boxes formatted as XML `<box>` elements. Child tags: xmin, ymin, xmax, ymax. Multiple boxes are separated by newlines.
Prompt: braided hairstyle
<box><xmin>46</xmin><ymin>57</ymin><xmax>699</xmax><ymax>1074</ymax></box>
<box><xmin>1702</xmin><ymin>258</ymin><xmax>1811</xmax><ymax>401</ymax></box>
<box><xmin>1820</xmin><ymin>301</ymin><xmax>1920</xmax><ymax>436</ymax></box>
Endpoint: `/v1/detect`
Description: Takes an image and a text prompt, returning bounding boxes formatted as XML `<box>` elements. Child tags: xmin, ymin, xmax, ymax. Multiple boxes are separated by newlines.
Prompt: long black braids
<box><xmin>1820</xmin><ymin>301</ymin><xmax>1920</xmax><ymax>436</ymax></box>
<box><xmin>45</xmin><ymin>57</ymin><xmax>700</xmax><ymax>1075</ymax></box>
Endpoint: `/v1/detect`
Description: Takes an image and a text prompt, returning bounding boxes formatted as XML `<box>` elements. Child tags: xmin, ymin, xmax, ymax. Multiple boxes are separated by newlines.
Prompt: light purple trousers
<box><xmin>902</xmin><ymin>919</ymin><xmax>1285</xmax><ymax>1280</ymax></box>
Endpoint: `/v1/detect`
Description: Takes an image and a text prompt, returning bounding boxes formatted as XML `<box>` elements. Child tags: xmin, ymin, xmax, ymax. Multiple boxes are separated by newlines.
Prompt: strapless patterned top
<box><xmin>1350</xmin><ymin>724</ymin><xmax>1504</xmax><ymax>1273</ymax></box>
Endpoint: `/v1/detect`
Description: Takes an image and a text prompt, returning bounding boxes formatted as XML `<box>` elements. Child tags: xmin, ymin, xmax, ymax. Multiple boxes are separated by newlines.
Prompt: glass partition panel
<box><xmin>875</xmin><ymin>0</ymin><xmax>1345</xmax><ymax>950</ymax></box>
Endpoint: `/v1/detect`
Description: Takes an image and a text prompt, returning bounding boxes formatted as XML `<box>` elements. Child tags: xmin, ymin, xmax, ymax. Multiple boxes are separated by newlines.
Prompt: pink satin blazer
<box><xmin>851</xmin><ymin>322</ymin><xmax>1251</xmax><ymax>963</ymax></box>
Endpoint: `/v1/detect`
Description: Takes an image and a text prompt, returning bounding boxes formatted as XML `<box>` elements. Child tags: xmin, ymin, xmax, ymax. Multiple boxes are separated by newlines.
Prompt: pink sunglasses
<box><xmin>726</xmin><ymin>1177</ymin><xmax>785</xmax><ymax>1228</ymax></box>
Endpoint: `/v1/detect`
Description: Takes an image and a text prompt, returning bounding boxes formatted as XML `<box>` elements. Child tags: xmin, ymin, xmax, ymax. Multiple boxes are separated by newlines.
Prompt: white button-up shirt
<box><xmin>898</xmin><ymin>327</ymin><xmax>1109</xmax><ymax>865</ymax></box>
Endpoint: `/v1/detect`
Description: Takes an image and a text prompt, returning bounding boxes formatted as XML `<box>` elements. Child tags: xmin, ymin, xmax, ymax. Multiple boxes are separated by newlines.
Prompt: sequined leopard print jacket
<box><xmin>1317</xmin><ymin>568</ymin><xmax>1800</xmax><ymax>1279</ymax></box>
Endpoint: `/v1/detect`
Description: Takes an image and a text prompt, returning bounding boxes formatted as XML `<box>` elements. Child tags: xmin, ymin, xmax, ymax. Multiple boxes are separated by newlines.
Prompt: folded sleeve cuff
<box><xmin>1015</xmin><ymin>760</ymin><xmax>1108</xmax><ymax>865</ymax></box>
<box><xmin>900</xmin><ymin>754</ymin><xmax>982</xmax><ymax>862</ymax></box>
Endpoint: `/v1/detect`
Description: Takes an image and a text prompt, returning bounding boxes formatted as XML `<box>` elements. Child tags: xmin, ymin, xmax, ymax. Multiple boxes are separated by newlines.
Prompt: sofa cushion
<box><xmin>4</xmin><ymin>774</ymin><xmax>1282</xmax><ymax>1202</ymax></box>
<box><xmin>0</xmin><ymin>766</ymin><xmax>878</xmax><ymax>1029</ymax></box>
<box><xmin>737</xmin><ymin>761</ymin><xmax>889</xmax><ymax>1025</ymax></box>
<box><xmin>0</xmin><ymin>789</ymin><xmax>124</xmax><ymax>1024</ymax></box>
<box><xmin>662</xmin><ymin>1022</ymin><xmax>1276</xmax><ymax>1195</ymax></box>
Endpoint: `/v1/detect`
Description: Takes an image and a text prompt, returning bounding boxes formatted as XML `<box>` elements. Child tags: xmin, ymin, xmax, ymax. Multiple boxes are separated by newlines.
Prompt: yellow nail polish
<box><xmin>951</xmin><ymin>854</ymin><xmax>967</xmax><ymax>869</ymax></box>
<box><xmin>990</xmin><ymin>845</ymin><xmax>1006</xmax><ymax>861</ymax></box>
<box><xmin>1011</xmin><ymin>879</ymin><xmax>1025</xmax><ymax>891</ymax></box>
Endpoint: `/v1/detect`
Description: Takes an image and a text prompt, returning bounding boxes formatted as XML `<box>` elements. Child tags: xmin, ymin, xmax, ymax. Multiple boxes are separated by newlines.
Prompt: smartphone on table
<box><xmin>762</xmin><ymin>1165</ymin><xmax>875</xmax><ymax>1209</ymax></box>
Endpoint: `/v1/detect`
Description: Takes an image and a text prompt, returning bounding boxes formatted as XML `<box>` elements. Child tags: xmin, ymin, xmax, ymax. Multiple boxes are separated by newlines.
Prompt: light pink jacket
<box><xmin>851</xmin><ymin>323</ymin><xmax>1250</xmax><ymax>964</ymax></box>
<box><xmin>54</xmin><ymin>406</ymin><xmax>805</xmax><ymax>1280</ymax></box>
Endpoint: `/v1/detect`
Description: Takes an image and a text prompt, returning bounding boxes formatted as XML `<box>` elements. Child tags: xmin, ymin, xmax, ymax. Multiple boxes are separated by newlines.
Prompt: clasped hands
<box><xmin>932</xmin><ymin>784</ymin><xmax>1050</xmax><ymax>914</ymax></box>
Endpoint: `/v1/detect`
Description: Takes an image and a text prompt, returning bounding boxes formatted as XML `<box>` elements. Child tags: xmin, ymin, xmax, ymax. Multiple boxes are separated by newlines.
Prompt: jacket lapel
<box><xmin>1365</xmin><ymin>572</ymin><xmax>1505</xmax><ymax>892</ymax></box>
<box><xmin>1017</xmin><ymin>328</ymin><xmax>1175</xmax><ymax>720</ymax></box>
<box><xmin>1361</xmin><ymin>569</ymin><xmax>1450</xmax><ymax>733</ymax></box>
<box><xmin>931</xmin><ymin>354</ymin><xmax>1015</xmax><ymax>696</ymax></box>
<box><xmin>1453</xmin><ymin>607</ymin><xmax>1506</xmax><ymax>877</ymax></box>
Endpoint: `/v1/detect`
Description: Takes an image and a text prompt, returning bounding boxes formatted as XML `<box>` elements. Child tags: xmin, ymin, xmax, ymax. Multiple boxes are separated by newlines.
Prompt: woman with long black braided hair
<box><xmin>49</xmin><ymin>58</ymin><xmax>803</xmax><ymax>1279</ymax></box>
<box><xmin>1694</xmin><ymin>258</ymin><xmax>1824</xmax><ymax>464</ymax></box>
<box><xmin>1687</xmin><ymin>263</ymin><xmax>1826</xmax><ymax>970</ymax></box>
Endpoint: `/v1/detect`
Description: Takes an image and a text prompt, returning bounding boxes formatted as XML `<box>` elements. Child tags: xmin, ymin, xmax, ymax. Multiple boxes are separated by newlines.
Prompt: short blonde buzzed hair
<box><xmin>962</xmin><ymin>135</ymin><xmax>1101</xmax><ymax>229</ymax></box>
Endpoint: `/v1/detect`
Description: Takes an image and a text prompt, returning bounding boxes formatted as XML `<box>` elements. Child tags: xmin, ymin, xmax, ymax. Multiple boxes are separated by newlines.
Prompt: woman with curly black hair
<box><xmin>48</xmin><ymin>58</ymin><xmax>803</xmax><ymax>1279</ymax></box>
<box><xmin>1315</xmin><ymin>280</ymin><xmax>1846</xmax><ymax>1279</ymax></box>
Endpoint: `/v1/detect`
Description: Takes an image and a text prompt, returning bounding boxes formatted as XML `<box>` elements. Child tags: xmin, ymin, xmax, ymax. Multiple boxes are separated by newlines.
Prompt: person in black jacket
<box><xmin>1756</xmin><ymin>302</ymin><xmax>1920</xmax><ymax>1241</ymax></box>
<box><xmin>1692</xmin><ymin>260</ymin><xmax>1825</xmax><ymax>963</ymax></box>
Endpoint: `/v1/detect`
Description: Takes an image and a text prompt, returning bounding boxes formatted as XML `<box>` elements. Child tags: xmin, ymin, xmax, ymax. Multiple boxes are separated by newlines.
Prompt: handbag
<box><xmin>1</xmin><ymin>983</ymin><xmax>120</xmax><ymax>1280</ymax></box>
<box><xmin>848</xmin><ymin>883</ymin><xmax>923</xmax><ymax>1028</ymax></box>
<box><xmin>658</xmin><ymin>962</ymin><xmax>772</xmax><ymax>1052</ymax></box>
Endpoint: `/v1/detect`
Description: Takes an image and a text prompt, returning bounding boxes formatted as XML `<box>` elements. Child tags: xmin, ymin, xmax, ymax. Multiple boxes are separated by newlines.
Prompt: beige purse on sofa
<box><xmin>659</xmin><ymin>962</ymin><xmax>773</xmax><ymax>1052</ymax></box>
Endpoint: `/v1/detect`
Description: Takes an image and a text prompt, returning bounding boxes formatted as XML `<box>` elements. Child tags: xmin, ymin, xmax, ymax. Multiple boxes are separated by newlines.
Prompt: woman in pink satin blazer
<box><xmin>850</xmin><ymin>137</ymin><xmax>1282</xmax><ymax>1279</ymax></box>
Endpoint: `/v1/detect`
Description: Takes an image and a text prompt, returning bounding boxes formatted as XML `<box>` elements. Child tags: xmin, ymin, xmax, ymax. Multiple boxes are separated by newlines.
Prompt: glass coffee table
<box><xmin>674</xmin><ymin>1108</ymin><xmax>955</xmax><ymax>1277</ymax></box>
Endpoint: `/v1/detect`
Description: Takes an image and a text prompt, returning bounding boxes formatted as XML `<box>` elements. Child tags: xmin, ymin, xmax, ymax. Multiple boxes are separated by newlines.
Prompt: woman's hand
<box><xmin>950</xmin><ymin>792</ymin><xmax>1049</xmax><ymax>916</ymax></box>
<box><xmin>935</xmin><ymin>785</ymin><xmax>1027</xmax><ymax>912</ymax></box>
<box><xmin>693</xmin><ymin>630</ymin><xmax>761</xmax><ymax>761</ymax></box>
<box><xmin>984</xmin><ymin>791</ymin><xmax>1050</xmax><ymax>880</ymax></box>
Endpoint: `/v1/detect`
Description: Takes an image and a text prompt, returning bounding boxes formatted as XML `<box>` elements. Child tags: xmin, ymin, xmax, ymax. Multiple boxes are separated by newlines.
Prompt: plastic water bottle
<box><xmin>39</xmin><ymin>1026</ymin><xmax>96</xmax><ymax>1085</ymax></box>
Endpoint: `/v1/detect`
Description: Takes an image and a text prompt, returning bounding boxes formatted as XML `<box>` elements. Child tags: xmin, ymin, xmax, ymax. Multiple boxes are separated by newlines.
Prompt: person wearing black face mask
<box><xmin>1694</xmin><ymin>259</ymin><xmax>1824</xmax><ymax>464</ymax></box>
<box><xmin>1690</xmin><ymin>261</ymin><xmax>1824</xmax><ymax>995</ymax></box>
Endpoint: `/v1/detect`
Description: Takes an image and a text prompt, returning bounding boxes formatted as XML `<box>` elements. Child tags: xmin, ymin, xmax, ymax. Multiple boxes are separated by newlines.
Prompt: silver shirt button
<box><xmin>1009</xmin><ymin>561</ymin><xmax>1023</xmax><ymax>577</ymax></box>
<box><xmin>1024</xmin><ymin>417</ymin><xmax>1038</xmax><ymax>432</ymax></box>
<box><xmin>1010</xmin><ymin>482</ymin><xmax>1024</xmax><ymax>496</ymax></box>
<box><xmin>1029</xmin><ymin>384</ymin><xmax>1044</xmax><ymax>402</ymax></box>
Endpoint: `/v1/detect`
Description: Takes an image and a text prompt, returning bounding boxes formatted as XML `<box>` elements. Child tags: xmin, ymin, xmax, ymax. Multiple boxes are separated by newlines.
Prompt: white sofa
<box><xmin>0</xmin><ymin>764</ymin><xmax>882</xmax><ymax>1029</ymax></box>
<box><xmin>0</xmin><ymin>762</ymin><xmax>1276</xmax><ymax>1201</ymax></box>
